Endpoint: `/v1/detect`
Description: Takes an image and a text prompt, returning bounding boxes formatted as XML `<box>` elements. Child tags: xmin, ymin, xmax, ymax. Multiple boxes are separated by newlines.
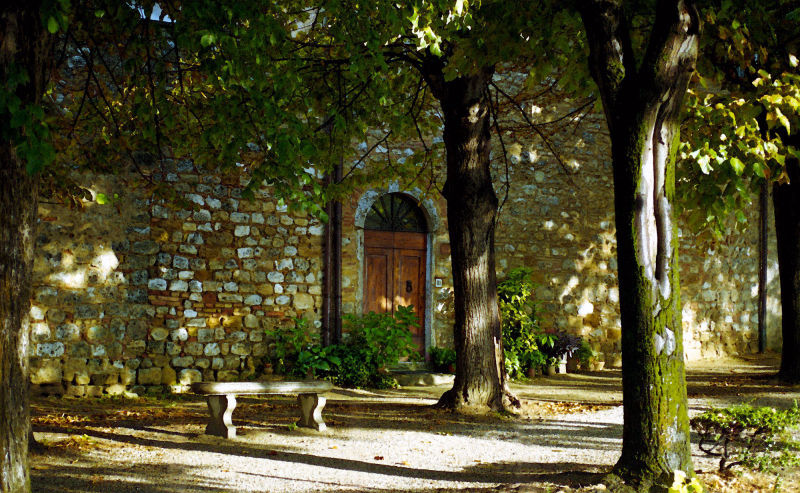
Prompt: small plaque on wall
<box><xmin>435</xmin><ymin>278</ymin><xmax>443</xmax><ymax>287</ymax></box>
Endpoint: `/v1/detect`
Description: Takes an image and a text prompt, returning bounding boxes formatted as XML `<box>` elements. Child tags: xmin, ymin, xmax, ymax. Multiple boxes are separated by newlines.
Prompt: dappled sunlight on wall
<box><xmin>491</xmin><ymin>88</ymin><xmax>623</xmax><ymax>363</ymax></box>
<box><xmin>30</xmin><ymin>166</ymin><xmax>326</xmax><ymax>395</ymax></box>
<box><xmin>489</xmin><ymin>76</ymin><xmax>778</xmax><ymax>364</ymax></box>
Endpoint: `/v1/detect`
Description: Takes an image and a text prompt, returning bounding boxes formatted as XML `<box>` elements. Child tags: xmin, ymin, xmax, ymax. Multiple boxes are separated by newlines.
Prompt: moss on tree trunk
<box><xmin>1</xmin><ymin>3</ymin><xmax>49</xmax><ymax>491</ymax></box>
<box><xmin>609</xmin><ymin>110</ymin><xmax>692</xmax><ymax>489</ymax></box>
<box><xmin>773</xmin><ymin>157</ymin><xmax>800</xmax><ymax>384</ymax></box>
<box><xmin>578</xmin><ymin>0</ymin><xmax>699</xmax><ymax>488</ymax></box>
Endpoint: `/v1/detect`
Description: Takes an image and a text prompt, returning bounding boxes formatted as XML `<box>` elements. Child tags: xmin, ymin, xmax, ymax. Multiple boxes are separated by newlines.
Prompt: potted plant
<box><xmin>430</xmin><ymin>346</ymin><xmax>457</xmax><ymax>373</ymax></box>
<box><xmin>576</xmin><ymin>340</ymin><xmax>598</xmax><ymax>372</ymax></box>
<box><xmin>542</xmin><ymin>332</ymin><xmax>582</xmax><ymax>374</ymax></box>
<box><xmin>544</xmin><ymin>356</ymin><xmax>559</xmax><ymax>376</ymax></box>
<box><xmin>523</xmin><ymin>349</ymin><xmax>546</xmax><ymax>378</ymax></box>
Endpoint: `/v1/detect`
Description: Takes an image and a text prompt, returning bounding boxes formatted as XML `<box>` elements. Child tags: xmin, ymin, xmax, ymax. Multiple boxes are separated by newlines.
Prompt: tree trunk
<box><xmin>758</xmin><ymin>182</ymin><xmax>769</xmax><ymax>353</ymax></box>
<box><xmin>1</xmin><ymin>3</ymin><xmax>49</xmax><ymax>491</ymax></box>
<box><xmin>422</xmin><ymin>61</ymin><xmax>518</xmax><ymax>412</ymax></box>
<box><xmin>579</xmin><ymin>0</ymin><xmax>698</xmax><ymax>488</ymax></box>
<box><xmin>0</xmin><ymin>152</ymin><xmax>36</xmax><ymax>493</ymax></box>
<box><xmin>608</xmin><ymin>100</ymin><xmax>693</xmax><ymax>489</ymax></box>
<box><xmin>773</xmin><ymin>157</ymin><xmax>800</xmax><ymax>383</ymax></box>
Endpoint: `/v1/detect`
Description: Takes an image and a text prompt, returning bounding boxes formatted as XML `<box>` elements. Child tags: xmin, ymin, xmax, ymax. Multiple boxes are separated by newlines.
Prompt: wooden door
<box><xmin>364</xmin><ymin>230</ymin><xmax>426</xmax><ymax>351</ymax></box>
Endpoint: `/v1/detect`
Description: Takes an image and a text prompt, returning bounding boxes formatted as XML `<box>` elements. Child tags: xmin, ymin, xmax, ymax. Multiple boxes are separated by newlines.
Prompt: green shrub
<box><xmin>504</xmin><ymin>349</ymin><xmax>523</xmax><ymax>379</ymax></box>
<box><xmin>691</xmin><ymin>402</ymin><xmax>800</xmax><ymax>472</ymax></box>
<box><xmin>497</xmin><ymin>267</ymin><xmax>540</xmax><ymax>357</ymax></box>
<box><xmin>267</xmin><ymin>308</ymin><xmax>420</xmax><ymax>389</ymax></box>
<box><xmin>341</xmin><ymin>306</ymin><xmax>419</xmax><ymax>369</ymax></box>
<box><xmin>576</xmin><ymin>340</ymin><xmax>598</xmax><ymax>367</ymax></box>
<box><xmin>498</xmin><ymin>267</ymin><xmax>540</xmax><ymax>378</ymax></box>
<box><xmin>430</xmin><ymin>346</ymin><xmax>456</xmax><ymax>373</ymax></box>
<box><xmin>522</xmin><ymin>349</ymin><xmax>546</xmax><ymax>372</ymax></box>
<box><xmin>332</xmin><ymin>306</ymin><xmax>420</xmax><ymax>389</ymax></box>
<box><xmin>332</xmin><ymin>350</ymin><xmax>373</xmax><ymax>388</ymax></box>
<box><xmin>265</xmin><ymin>318</ymin><xmax>340</xmax><ymax>378</ymax></box>
<box><xmin>498</xmin><ymin>267</ymin><xmax>575</xmax><ymax>378</ymax></box>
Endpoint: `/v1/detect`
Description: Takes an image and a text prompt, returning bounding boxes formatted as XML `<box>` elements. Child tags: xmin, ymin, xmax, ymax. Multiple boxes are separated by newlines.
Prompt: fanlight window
<box><xmin>364</xmin><ymin>193</ymin><xmax>427</xmax><ymax>233</ymax></box>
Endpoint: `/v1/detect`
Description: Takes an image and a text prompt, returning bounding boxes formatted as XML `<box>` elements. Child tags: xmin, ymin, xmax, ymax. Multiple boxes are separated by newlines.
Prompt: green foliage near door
<box><xmin>498</xmin><ymin>267</ymin><xmax>556</xmax><ymax>378</ymax></box>
<box><xmin>266</xmin><ymin>307</ymin><xmax>419</xmax><ymax>389</ymax></box>
<box><xmin>333</xmin><ymin>306</ymin><xmax>420</xmax><ymax>388</ymax></box>
<box><xmin>265</xmin><ymin>318</ymin><xmax>340</xmax><ymax>379</ymax></box>
<box><xmin>429</xmin><ymin>346</ymin><xmax>457</xmax><ymax>373</ymax></box>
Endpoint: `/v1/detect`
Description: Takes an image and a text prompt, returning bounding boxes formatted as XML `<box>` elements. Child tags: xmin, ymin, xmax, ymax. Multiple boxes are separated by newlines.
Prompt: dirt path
<box><xmin>29</xmin><ymin>355</ymin><xmax>800</xmax><ymax>492</ymax></box>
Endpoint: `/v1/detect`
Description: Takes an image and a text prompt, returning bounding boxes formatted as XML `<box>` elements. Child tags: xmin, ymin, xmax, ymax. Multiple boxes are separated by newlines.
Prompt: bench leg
<box><xmin>297</xmin><ymin>393</ymin><xmax>327</xmax><ymax>431</ymax></box>
<box><xmin>205</xmin><ymin>394</ymin><xmax>237</xmax><ymax>438</ymax></box>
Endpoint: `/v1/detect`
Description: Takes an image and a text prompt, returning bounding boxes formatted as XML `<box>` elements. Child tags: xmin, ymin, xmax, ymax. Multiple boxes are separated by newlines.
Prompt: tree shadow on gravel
<box><xmin>461</xmin><ymin>460</ymin><xmax>607</xmax><ymax>489</ymax></box>
<box><xmin>685</xmin><ymin>370</ymin><xmax>800</xmax><ymax>409</ymax></box>
<box><xmin>31</xmin><ymin>461</ymin><xmax>235</xmax><ymax>493</ymax></box>
<box><xmin>33</xmin><ymin>393</ymin><xmax>621</xmax><ymax>448</ymax></box>
<box><xmin>32</xmin><ymin>426</ymin><xmax>607</xmax><ymax>487</ymax></box>
<box><xmin>33</xmin><ymin>459</ymin><xmax>605</xmax><ymax>493</ymax></box>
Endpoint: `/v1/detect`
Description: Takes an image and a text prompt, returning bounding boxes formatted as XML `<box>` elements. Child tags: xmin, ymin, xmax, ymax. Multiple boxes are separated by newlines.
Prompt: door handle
<box><xmin>406</xmin><ymin>280</ymin><xmax>412</xmax><ymax>293</ymax></box>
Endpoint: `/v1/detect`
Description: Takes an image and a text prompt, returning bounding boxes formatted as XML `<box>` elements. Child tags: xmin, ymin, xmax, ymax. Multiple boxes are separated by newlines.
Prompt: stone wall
<box><xmin>31</xmin><ymin>164</ymin><xmax>325</xmax><ymax>396</ymax></box>
<box><xmin>484</xmin><ymin>77</ymin><xmax>781</xmax><ymax>365</ymax></box>
<box><xmin>28</xmin><ymin>80</ymin><xmax>783</xmax><ymax>395</ymax></box>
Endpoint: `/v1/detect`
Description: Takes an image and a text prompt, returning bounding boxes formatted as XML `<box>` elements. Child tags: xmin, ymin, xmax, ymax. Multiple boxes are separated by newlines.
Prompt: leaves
<box><xmin>678</xmin><ymin>1</ymin><xmax>800</xmax><ymax>240</ymax></box>
<box><xmin>47</xmin><ymin>16</ymin><xmax>59</xmax><ymax>34</ymax></box>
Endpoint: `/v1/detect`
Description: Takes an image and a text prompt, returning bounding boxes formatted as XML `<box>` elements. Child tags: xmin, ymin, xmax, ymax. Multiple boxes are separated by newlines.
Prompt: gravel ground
<box><xmin>29</xmin><ymin>355</ymin><xmax>800</xmax><ymax>492</ymax></box>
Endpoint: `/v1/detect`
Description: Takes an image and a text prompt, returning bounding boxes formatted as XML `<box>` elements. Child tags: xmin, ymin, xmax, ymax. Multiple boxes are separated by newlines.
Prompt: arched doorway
<box><xmin>363</xmin><ymin>193</ymin><xmax>428</xmax><ymax>351</ymax></box>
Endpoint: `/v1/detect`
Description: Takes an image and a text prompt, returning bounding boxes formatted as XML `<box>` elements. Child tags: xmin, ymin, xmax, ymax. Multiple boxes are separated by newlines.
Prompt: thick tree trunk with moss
<box><xmin>422</xmin><ymin>61</ymin><xmax>518</xmax><ymax>412</ymax></box>
<box><xmin>579</xmin><ymin>0</ymin><xmax>698</xmax><ymax>488</ymax></box>
<box><xmin>1</xmin><ymin>3</ymin><xmax>49</xmax><ymax>491</ymax></box>
<box><xmin>773</xmin><ymin>156</ymin><xmax>800</xmax><ymax>384</ymax></box>
<box><xmin>608</xmin><ymin>104</ymin><xmax>693</xmax><ymax>489</ymax></box>
<box><xmin>0</xmin><ymin>137</ymin><xmax>37</xmax><ymax>493</ymax></box>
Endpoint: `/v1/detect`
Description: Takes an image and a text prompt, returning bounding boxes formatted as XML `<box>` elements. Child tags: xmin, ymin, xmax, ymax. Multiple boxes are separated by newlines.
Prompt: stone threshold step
<box><xmin>390</xmin><ymin>370</ymin><xmax>455</xmax><ymax>387</ymax></box>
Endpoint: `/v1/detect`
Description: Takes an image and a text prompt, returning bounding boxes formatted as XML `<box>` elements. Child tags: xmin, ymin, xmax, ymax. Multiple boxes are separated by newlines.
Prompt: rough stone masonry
<box><xmin>28</xmin><ymin>84</ymin><xmax>782</xmax><ymax>396</ymax></box>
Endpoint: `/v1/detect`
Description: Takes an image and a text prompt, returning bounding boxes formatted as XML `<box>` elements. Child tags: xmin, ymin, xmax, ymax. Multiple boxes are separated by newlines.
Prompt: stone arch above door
<box><xmin>354</xmin><ymin>186</ymin><xmax>440</xmax><ymax>232</ymax></box>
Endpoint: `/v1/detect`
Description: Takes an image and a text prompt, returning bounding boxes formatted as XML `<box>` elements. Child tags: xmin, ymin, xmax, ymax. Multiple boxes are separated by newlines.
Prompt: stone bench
<box><xmin>190</xmin><ymin>380</ymin><xmax>333</xmax><ymax>438</ymax></box>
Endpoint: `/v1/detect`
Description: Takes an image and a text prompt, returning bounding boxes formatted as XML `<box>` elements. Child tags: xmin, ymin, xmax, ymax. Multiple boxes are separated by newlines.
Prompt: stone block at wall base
<box><xmin>65</xmin><ymin>384</ymin><xmax>86</xmax><ymax>397</ymax></box>
<box><xmin>90</xmin><ymin>372</ymin><xmax>119</xmax><ymax>386</ymax></box>
<box><xmin>30</xmin><ymin>359</ymin><xmax>62</xmax><ymax>385</ymax></box>
<box><xmin>161</xmin><ymin>367</ymin><xmax>177</xmax><ymax>385</ymax></box>
<box><xmin>105</xmin><ymin>384</ymin><xmax>127</xmax><ymax>396</ymax></box>
<box><xmin>31</xmin><ymin>383</ymin><xmax>65</xmax><ymax>397</ymax></box>
<box><xmin>85</xmin><ymin>385</ymin><xmax>104</xmax><ymax>398</ymax></box>
<box><xmin>138</xmin><ymin>367</ymin><xmax>162</xmax><ymax>385</ymax></box>
<box><xmin>179</xmin><ymin>369</ymin><xmax>202</xmax><ymax>385</ymax></box>
<box><xmin>217</xmin><ymin>370</ymin><xmax>240</xmax><ymax>382</ymax></box>
<box><xmin>144</xmin><ymin>385</ymin><xmax>166</xmax><ymax>395</ymax></box>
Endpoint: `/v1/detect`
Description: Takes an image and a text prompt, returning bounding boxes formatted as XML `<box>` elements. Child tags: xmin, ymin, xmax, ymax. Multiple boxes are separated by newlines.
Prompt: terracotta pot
<box><xmin>527</xmin><ymin>367</ymin><xmax>537</xmax><ymax>378</ymax></box>
<box><xmin>566</xmin><ymin>356</ymin><xmax>580</xmax><ymax>372</ymax></box>
<box><xmin>591</xmin><ymin>361</ymin><xmax>605</xmax><ymax>371</ymax></box>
